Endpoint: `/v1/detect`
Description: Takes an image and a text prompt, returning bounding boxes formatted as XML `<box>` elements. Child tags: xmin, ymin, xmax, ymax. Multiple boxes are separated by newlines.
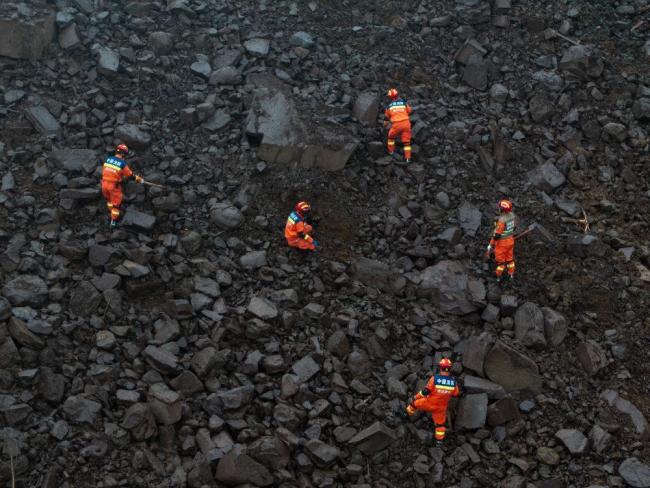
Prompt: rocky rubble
<box><xmin>0</xmin><ymin>0</ymin><xmax>649</xmax><ymax>487</ymax></box>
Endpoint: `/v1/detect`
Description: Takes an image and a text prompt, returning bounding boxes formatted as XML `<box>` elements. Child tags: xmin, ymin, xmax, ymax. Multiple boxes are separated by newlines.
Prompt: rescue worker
<box><xmin>101</xmin><ymin>144</ymin><xmax>142</xmax><ymax>228</ymax></box>
<box><xmin>485</xmin><ymin>199</ymin><xmax>517</xmax><ymax>282</ymax></box>
<box><xmin>384</xmin><ymin>88</ymin><xmax>413</xmax><ymax>163</ymax></box>
<box><xmin>285</xmin><ymin>201</ymin><xmax>319</xmax><ymax>251</ymax></box>
<box><xmin>406</xmin><ymin>358</ymin><xmax>460</xmax><ymax>444</ymax></box>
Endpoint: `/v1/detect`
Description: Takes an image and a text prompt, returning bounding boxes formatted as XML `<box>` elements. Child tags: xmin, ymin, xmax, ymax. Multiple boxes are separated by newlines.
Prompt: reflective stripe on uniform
<box><xmin>435</xmin><ymin>385</ymin><xmax>456</xmax><ymax>391</ymax></box>
<box><xmin>387</xmin><ymin>140</ymin><xmax>396</xmax><ymax>146</ymax></box>
<box><xmin>404</xmin><ymin>145</ymin><xmax>412</xmax><ymax>150</ymax></box>
<box><xmin>104</xmin><ymin>163</ymin><xmax>122</xmax><ymax>171</ymax></box>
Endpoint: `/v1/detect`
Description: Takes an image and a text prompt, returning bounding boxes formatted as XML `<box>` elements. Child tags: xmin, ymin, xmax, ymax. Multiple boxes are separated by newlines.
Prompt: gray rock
<box><xmin>114</xmin><ymin>124</ymin><xmax>152</xmax><ymax>149</ymax></box>
<box><xmin>0</xmin><ymin>12</ymin><xmax>55</xmax><ymax>60</ymax></box>
<box><xmin>244</xmin><ymin>38</ymin><xmax>270</xmax><ymax>57</ymax></box>
<box><xmin>154</xmin><ymin>315</ymin><xmax>180</xmax><ymax>343</ymax></box>
<box><xmin>481</xmin><ymin>303</ymin><xmax>500</xmax><ymax>323</ymax></box>
<box><xmin>528</xmin><ymin>161</ymin><xmax>566</xmax><ymax>193</ymax></box>
<box><xmin>121</xmin><ymin>403</ymin><xmax>158</xmax><ymax>441</ymax></box>
<box><xmin>59</xmin><ymin>188</ymin><xmax>100</xmax><ymax>201</ymax></box>
<box><xmin>463</xmin><ymin>332</ymin><xmax>493</xmax><ymax>376</ymax></box>
<box><xmin>589</xmin><ymin>424</ymin><xmax>613</xmax><ymax>454</ymax></box>
<box><xmin>559</xmin><ymin>45</ymin><xmax>604</xmax><ymax>80</ymax></box>
<box><xmin>541</xmin><ymin>307</ymin><xmax>568</xmax><ymax>346</ymax></box>
<box><xmin>62</xmin><ymin>395</ymin><xmax>102</xmax><ymax>425</ymax></box>
<box><xmin>601</xmin><ymin>390</ymin><xmax>648</xmax><ymax>437</ymax></box>
<box><xmin>194</xmin><ymin>277</ymin><xmax>220</xmax><ymax>298</ymax></box>
<box><xmin>490</xmin><ymin>83</ymin><xmax>509</xmax><ymax>103</ymax></box>
<box><xmin>537</xmin><ymin>446</ymin><xmax>560</xmax><ymax>466</ymax></box>
<box><xmin>353</xmin><ymin>91</ymin><xmax>379</xmax><ymax>126</ymax></box>
<box><xmin>49</xmin><ymin>149</ymin><xmax>97</xmax><ymax>174</ymax></box>
<box><xmin>0</xmin><ymin>297</ymin><xmax>11</xmax><ymax>321</ymax></box>
<box><xmin>190</xmin><ymin>60</ymin><xmax>211</xmax><ymax>79</ymax></box>
<box><xmin>619</xmin><ymin>458</ymin><xmax>650</xmax><ymax>488</ymax></box>
<box><xmin>148</xmin><ymin>383</ymin><xmax>182</xmax><ymax>425</ymax></box>
<box><xmin>69</xmin><ymin>281</ymin><xmax>102</xmax><ymax>317</ymax></box>
<box><xmin>326</xmin><ymin>330</ymin><xmax>351</xmax><ymax>357</ymax></box>
<box><xmin>532</xmin><ymin>70</ymin><xmax>563</xmax><ymax>91</ymax></box>
<box><xmin>240</xmin><ymin>250</ymin><xmax>267</xmax><ymax>270</ymax></box>
<box><xmin>290</xmin><ymin>31</ymin><xmax>315</xmax><ymax>48</ymax></box>
<box><xmin>292</xmin><ymin>355</ymin><xmax>321</xmax><ymax>383</ymax></box>
<box><xmin>0</xmin><ymin>337</ymin><xmax>20</xmax><ymax>368</ymax></box>
<box><xmin>458</xmin><ymin>201</ymin><xmax>482</xmax><ymax>237</ymax></box>
<box><xmin>148</xmin><ymin>31</ymin><xmax>173</xmax><ymax>54</ymax></box>
<box><xmin>248</xmin><ymin>296</ymin><xmax>278</xmax><ymax>320</ymax></box>
<box><xmin>463</xmin><ymin>375</ymin><xmax>506</xmax><ymax>399</ymax></box>
<box><xmin>418</xmin><ymin>260</ymin><xmax>486</xmax><ymax>315</ymax></box>
<box><xmin>8</xmin><ymin>317</ymin><xmax>45</xmax><ymax>349</ymax></box>
<box><xmin>3</xmin><ymin>275</ymin><xmax>48</xmax><ymax>306</ymax></box>
<box><xmin>210</xmin><ymin>202</ymin><xmax>243</xmax><ymax>229</ymax></box>
<box><xmin>603</xmin><ymin>122</ymin><xmax>627</xmax><ymax>142</ymax></box>
<box><xmin>202</xmin><ymin>109</ymin><xmax>231</xmax><ymax>131</ymax></box>
<box><xmin>555</xmin><ymin>429</ymin><xmax>588</xmax><ymax>455</ymax></box>
<box><xmin>4</xmin><ymin>89</ymin><xmax>25</xmax><ymax>105</ymax></box>
<box><xmin>142</xmin><ymin>345</ymin><xmax>180</xmax><ymax>374</ymax></box>
<box><xmin>121</xmin><ymin>209</ymin><xmax>156</xmax><ymax>231</ymax></box>
<box><xmin>209</xmin><ymin>66</ymin><xmax>242</xmax><ymax>85</ymax></box>
<box><xmin>25</xmin><ymin>106</ymin><xmax>61</xmax><ymax>137</ymax></box>
<box><xmin>244</xmin><ymin>74</ymin><xmax>358</xmax><ymax>171</ymax></box>
<box><xmin>529</xmin><ymin>92</ymin><xmax>555</xmax><ymax>122</ymax></box>
<box><xmin>350</xmin><ymin>257</ymin><xmax>403</xmax><ymax>293</ymax></box>
<box><xmin>170</xmin><ymin>370</ymin><xmax>204</xmax><ymax>396</ymax></box>
<box><xmin>305</xmin><ymin>439</ymin><xmax>340</xmax><ymax>468</ymax></box>
<box><xmin>348</xmin><ymin>422</ymin><xmax>395</xmax><ymax>455</ymax></box>
<box><xmin>514</xmin><ymin>302</ymin><xmax>547</xmax><ymax>349</ymax></box>
<box><xmin>249</xmin><ymin>436</ymin><xmax>291</xmax><ymax>470</ymax></box>
<box><xmin>463</xmin><ymin>53</ymin><xmax>488</xmax><ymax>90</ymax></box>
<box><xmin>632</xmin><ymin>98</ymin><xmax>650</xmax><ymax>120</ymax></box>
<box><xmin>218</xmin><ymin>385</ymin><xmax>254</xmax><ymax>410</ymax></box>
<box><xmin>576</xmin><ymin>340</ymin><xmax>607</xmax><ymax>375</ymax></box>
<box><xmin>37</xmin><ymin>367</ymin><xmax>66</xmax><ymax>404</ymax></box>
<box><xmin>50</xmin><ymin>420</ymin><xmax>69</xmax><ymax>440</ymax></box>
<box><xmin>455</xmin><ymin>393</ymin><xmax>488</xmax><ymax>430</ymax></box>
<box><xmin>487</xmin><ymin>396</ymin><xmax>520</xmax><ymax>426</ymax></box>
<box><xmin>59</xmin><ymin>23</ymin><xmax>80</xmax><ymax>49</ymax></box>
<box><xmin>215</xmin><ymin>451</ymin><xmax>273</xmax><ymax>486</ymax></box>
<box><xmin>484</xmin><ymin>341</ymin><xmax>542</xmax><ymax>392</ymax></box>
<box><xmin>455</xmin><ymin>38</ymin><xmax>487</xmax><ymax>65</ymax></box>
<box><xmin>566</xmin><ymin>234</ymin><xmax>607</xmax><ymax>257</ymax></box>
<box><xmin>97</xmin><ymin>47</ymin><xmax>120</xmax><ymax>77</ymax></box>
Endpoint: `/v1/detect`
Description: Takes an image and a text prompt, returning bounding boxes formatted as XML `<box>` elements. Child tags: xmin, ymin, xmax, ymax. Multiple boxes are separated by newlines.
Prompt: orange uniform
<box><xmin>489</xmin><ymin>212</ymin><xmax>516</xmax><ymax>279</ymax></box>
<box><xmin>408</xmin><ymin>374</ymin><xmax>460</xmax><ymax>441</ymax></box>
<box><xmin>284</xmin><ymin>210</ymin><xmax>316</xmax><ymax>251</ymax></box>
<box><xmin>384</xmin><ymin>99</ymin><xmax>413</xmax><ymax>161</ymax></box>
<box><xmin>101</xmin><ymin>155</ymin><xmax>136</xmax><ymax>223</ymax></box>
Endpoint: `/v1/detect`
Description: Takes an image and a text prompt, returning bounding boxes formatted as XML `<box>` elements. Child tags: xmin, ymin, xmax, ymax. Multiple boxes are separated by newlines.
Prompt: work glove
<box><xmin>406</xmin><ymin>404</ymin><xmax>415</xmax><ymax>416</ymax></box>
<box><xmin>485</xmin><ymin>244</ymin><xmax>493</xmax><ymax>258</ymax></box>
<box><xmin>135</xmin><ymin>175</ymin><xmax>143</xmax><ymax>183</ymax></box>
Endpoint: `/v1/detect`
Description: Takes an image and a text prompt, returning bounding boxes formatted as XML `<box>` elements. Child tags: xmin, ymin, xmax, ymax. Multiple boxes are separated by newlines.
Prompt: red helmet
<box><xmin>439</xmin><ymin>358</ymin><xmax>452</xmax><ymax>370</ymax></box>
<box><xmin>498</xmin><ymin>199</ymin><xmax>513</xmax><ymax>213</ymax></box>
<box><xmin>387</xmin><ymin>88</ymin><xmax>399</xmax><ymax>100</ymax></box>
<box><xmin>116</xmin><ymin>144</ymin><xmax>129</xmax><ymax>156</ymax></box>
<box><xmin>295</xmin><ymin>201</ymin><xmax>311</xmax><ymax>213</ymax></box>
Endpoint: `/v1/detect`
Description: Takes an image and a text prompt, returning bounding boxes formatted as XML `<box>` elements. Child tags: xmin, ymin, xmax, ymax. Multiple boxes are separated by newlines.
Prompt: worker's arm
<box><xmin>488</xmin><ymin>221</ymin><xmax>502</xmax><ymax>249</ymax></box>
<box><xmin>123</xmin><ymin>165</ymin><xmax>143</xmax><ymax>183</ymax></box>
<box><xmin>453</xmin><ymin>383</ymin><xmax>460</xmax><ymax>397</ymax></box>
<box><xmin>295</xmin><ymin>221</ymin><xmax>312</xmax><ymax>235</ymax></box>
<box><xmin>406</xmin><ymin>103</ymin><xmax>412</xmax><ymax>115</ymax></box>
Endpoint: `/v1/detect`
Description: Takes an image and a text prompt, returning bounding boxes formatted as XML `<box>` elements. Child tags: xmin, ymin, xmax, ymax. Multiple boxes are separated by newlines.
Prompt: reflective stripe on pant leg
<box><xmin>435</xmin><ymin>426</ymin><xmax>446</xmax><ymax>441</ymax></box>
<box><xmin>507</xmin><ymin>261</ymin><xmax>515</xmax><ymax>276</ymax></box>
<box><xmin>387</xmin><ymin>139</ymin><xmax>396</xmax><ymax>152</ymax></box>
<box><xmin>404</xmin><ymin>145</ymin><xmax>412</xmax><ymax>159</ymax></box>
<box><xmin>111</xmin><ymin>208</ymin><xmax>121</xmax><ymax>220</ymax></box>
<box><xmin>495</xmin><ymin>264</ymin><xmax>505</xmax><ymax>277</ymax></box>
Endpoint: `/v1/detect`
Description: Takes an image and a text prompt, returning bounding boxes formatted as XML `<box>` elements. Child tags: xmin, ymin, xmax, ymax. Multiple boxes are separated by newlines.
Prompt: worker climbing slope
<box><xmin>101</xmin><ymin>144</ymin><xmax>143</xmax><ymax>228</ymax></box>
<box><xmin>406</xmin><ymin>358</ymin><xmax>460</xmax><ymax>444</ymax></box>
<box><xmin>485</xmin><ymin>199</ymin><xmax>517</xmax><ymax>283</ymax></box>
<box><xmin>383</xmin><ymin>88</ymin><xmax>413</xmax><ymax>163</ymax></box>
<box><xmin>285</xmin><ymin>201</ymin><xmax>319</xmax><ymax>251</ymax></box>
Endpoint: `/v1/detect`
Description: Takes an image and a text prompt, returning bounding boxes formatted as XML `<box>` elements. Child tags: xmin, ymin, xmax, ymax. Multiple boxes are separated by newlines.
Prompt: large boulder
<box><xmin>619</xmin><ymin>458</ymin><xmax>650</xmax><ymax>488</ymax></box>
<box><xmin>350</xmin><ymin>257</ymin><xmax>404</xmax><ymax>294</ymax></box>
<box><xmin>244</xmin><ymin>74</ymin><xmax>358</xmax><ymax>171</ymax></box>
<box><xmin>0</xmin><ymin>9</ymin><xmax>55</xmax><ymax>60</ymax></box>
<box><xmin>348</xmin><ymin>421</ymin><xmax>396</xmax><ymax>455</ymax></box>
<box><xmin>3</xmin><ymin>275</ymin><xmax>48</xmax><ymax>306</ymax></box>
<box><xmin>527</xmin><ymin>161</ymin><xmax>566</xmax><ymax>193</ymax></box>
<box><xmin>514</xmin><ymin>302</ymin><xmax>547</xmax><ymax>349</ymax></box>
<box><xmin>215</xmin><ymin>451</ymin><xmax>273</xmax><ymax>486</ymax></box>
<box><xmin>455</xmin><ymin>394</ymin><xmax>488</xmax><ymax>429</ymax></box>
<box><xmin>49</xmin><ymin>149</ymin><xmax>98</xmax><ymax>174</ymax></box>
<box><xmin>559</xmin><ymin>45</ymin><xmax>604</xmax><ymax>80</ymax></box>
<box><xmin>484</xmin><ymin>341</ymin><xmax>542</xmax><ymax>392</ymax></box>
<box><xmin>353</xmin><ymin>91</ymin><xmax>379</xmax><ymax>126</ymax></box>
<box><xmin>418</xmin><ymin>260</ymin><xmax>486</xmax><ymax>315</ymax></box>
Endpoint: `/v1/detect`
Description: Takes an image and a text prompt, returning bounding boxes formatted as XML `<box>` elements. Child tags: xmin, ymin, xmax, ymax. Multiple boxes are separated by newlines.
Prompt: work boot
<box><xmin>110</xmin><ymin>220</ymin><xmax>118</xmax><ymax>230</ymax></box>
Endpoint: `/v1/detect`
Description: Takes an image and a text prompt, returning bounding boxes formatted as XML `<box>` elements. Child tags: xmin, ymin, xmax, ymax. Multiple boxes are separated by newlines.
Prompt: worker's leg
<box><xmin>387</xmin><ymin>125</ymin><xmax>399</xmax><ymax>154</ymax></box>
<box><xmin>109</xmin><ymin>185</ymin><xmax>123</xmax><ymax>223</ymax></box>
<box><xmin>496</xmin><ymin>239</ymin><xmax>515</xmax><ymax>279</ymax></box>
<box><xmin>401</xmin><ymin>124</ymin><xmax>412</xmax><ymax>161</ymax></box>
<box><xmin>288</xmin><ymin>237</ymin><xmax>316</xmax><ymax>251</ymax></box>
<box><xmin>432</xmin><ymin>408</ymin><xmax>447</xmax><ymax>442</ymax></box>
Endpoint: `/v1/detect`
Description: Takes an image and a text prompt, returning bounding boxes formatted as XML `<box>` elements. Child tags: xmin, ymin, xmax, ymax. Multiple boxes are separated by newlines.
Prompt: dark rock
<box><xmin>249</xmin><ymin>436</ymin><xmax>291</xmax><ymax>470</ymax></box>
<box><xmin>566</xmin><ymin>234</ymin><xmax>607</xmax><ymax>257</ymax></box>
<box><xmin>121</xmin><ymin>209</ymin><xmax>156</xmax><ymax>231</ymax></box>
<box><xmin>484</xmin><ymin>341</ymin><xmax>542</xmax><ymax>392</ymax></box>
<box><xmin>348</xmin><ymin>421</ymin><xmax>396</xmax><ymax>455</ymax></box>
<box><xmin>619</xmin><ymin>458</ymin><xmax>650</xmax><ymax>488</ymax></box>
<box><xmin>142</xmin><ymin>345</ymin><xmax>180</xmax><ymax>374</ymax></box>
<box><xmin>458</xmin><ymin>201</ymin><xmax>482</xmax><ymax>236</ymax></box>
<box><xmin>215</xmin><ymin>451</ymin><xmax>273</xmax><ymax>486</ymax></box>
<box><xmin>121</xmin><ymin>403</ymin><xmax>158</xmax><ymax>440</ymax></box>
<box><xmin>463</xmin><ymin>53</ymin><xmax>488</xmax><ymax>90</ymax></box>
<box><xmin>114</xmin><ymin>124</ymin><xmax>152</xmax><ymax>149</ymax></box>
<box><xmin>248</xmin><ymin>296</ymin><xmax>278</xmax><ymax>320</ymax></box>
<box><xmin>559</xmin><ymin>45</ymin><xmax>604</xmax><ymax>80</ymax></box>
<box><xmin>305</xmin><ymin>439</ymin><xmax>341</xmax><ymax>468</ymax></box>
<box><xmin>62</xmin><ymin>395</ymin><xmax>102</xmax><ymax>425</ymax></box>
<box><xmin>351</xmin><ymin>257</ymin><xmax>403</xmax><ymax>293</ymax></box>
<box><xmin>576</xmin><ymin>340</ymin><xmax>607</xmax><ymax>375</ymax></box>
<box><xmin>589</xmin><ymin>424</ymin><xmax>613</xmax><ymax>454</ymax></box>
<box><xmin>514</xmin><ymin>302</ymin><xmax>547</xmax><ymax>349</ymax></box>
<box><xmin>487</xmin><ymin>397</ymin><xmax>520</xmax><ymax>426</ymax></box>
<box><xmin>210</xmin><ymin>202</ymin><xmax>243</xmax><ymax>229</ymax></box>
<box><xmin>69</xmin><ymin>281</ymin><xmax>102</xmax><ymax>317</ymax></box>
<box><xmin>0</xmin><ymin>12</ymin><xmax>55</xmax><ymax>60</ymax></box>
<box><xmin>218</xmin><ymin>385</ymin><xmax>254</xmax><ymax>410</ymax></box>
<box><xmin>555</xmin><ymin>429</ymin><xmax>588</xmax><ymax>455</ymax></box>
<box><xmin>418</xmin><ymin>260</ymin><xmax>485</xmax><ymax>315</ymax></box>
<box><xmin>463</xmin><ymin>375</ymin><xmax>506</xmax><ymax>399</ymax></box>
<box><xmin>353</xmin><ymin>91</ymin><xmax>379</xmax><ymax>126</ymax></box>
<box><xmin>49</xmin><ymin>149</ymin><xmax>97</xmax><ymax>174</ymax></box>
<box><xmin>148</xmin><ymin>383</ymin><xmax>182</xmax><ymax>425</ymax></box>
<box><xmin>528</xmin><ymin>161</ymin><xmax>565</xmax><ymax>193</ymax></box>
<box><xmin>542</xmin><ymin>307</ymin><xmax>568</xmax><ymax>346</ymax></box>
<box><xmin>463</xmin><ymin>332</ymin><xmax>493</xmax><ymax>376</ymax></box>
<box><xmin>3</xmin><ymin>275</ymin><xmax>48</xmax><ymax>306</ymax></box>
<box><xmin>455</xmin><ymin>393</ymin><xmax>488</xmax><ymax>430</ymax></box>
<box><xmin>291</xmin><ymin>355</ymin><xmax>321</xmax><ymax>383</ymax></box>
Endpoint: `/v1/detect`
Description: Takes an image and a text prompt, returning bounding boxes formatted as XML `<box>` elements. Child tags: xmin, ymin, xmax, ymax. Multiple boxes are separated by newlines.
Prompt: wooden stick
<box><xmin>552</xmin><ymin>30</ymin><xmax>581</xmax><ymax>46</ymax></box>
<box><xmin>142</xmin><ymin>180</ymin><xmax>165</xmax><ymax>189</ymax></box>
<box><xmin>631</xmin><ymin>20</ymin><xmax>645</xmax><ymax>32</ymax></box>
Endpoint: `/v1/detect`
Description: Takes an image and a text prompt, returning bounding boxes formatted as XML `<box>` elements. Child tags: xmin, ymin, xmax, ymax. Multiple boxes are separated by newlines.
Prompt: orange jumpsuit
<box><xmin>409</xmin><ymin>374</ymin><xmax>460</xmax><ymax>441</ymax></box>
<box><xmin>384</xmin><ymin>99</ymin><xmax>412</xmax><ymax>161</ymax></box>
<box><xmin>284</xmin><ymin>211</ymin><xmax>316</xmax><ymax>251</ymax></box>
<box><xmin>101</xmin><ymin>155</ymin><xmax>134</xmax><ymax>223</ymax></box>
<box><xmin>489</xmin><ymin>212</ymin><xmax>516</xmax><ymax>278</ymax></box>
